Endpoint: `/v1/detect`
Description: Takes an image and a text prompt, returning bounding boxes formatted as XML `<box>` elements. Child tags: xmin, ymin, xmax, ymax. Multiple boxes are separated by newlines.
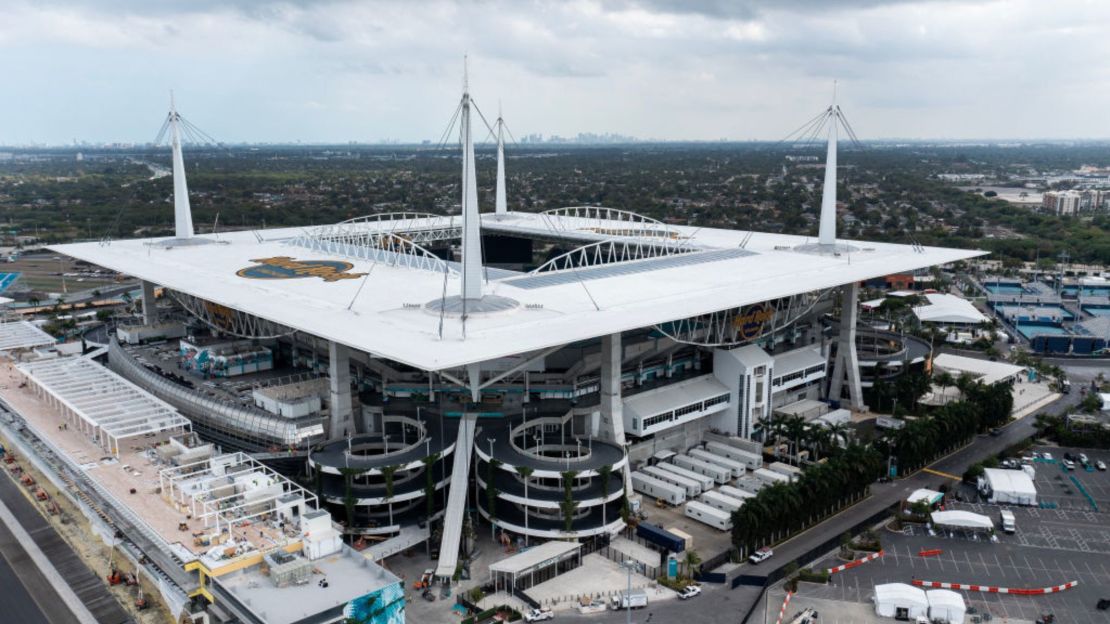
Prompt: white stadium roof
<box><xmin>0</xmin><ymin>321</ymin><xmax>56</xmax><ymax>352</ymax></box>
<box><xmin>913</xmin><ymin>293</ymin><xmax>988</xmax><ymax>325</ymax></box>
<box><xmin>51</xmin><ymin>212</ymin><xmax>983</xmax><ymax>371</ymax></box>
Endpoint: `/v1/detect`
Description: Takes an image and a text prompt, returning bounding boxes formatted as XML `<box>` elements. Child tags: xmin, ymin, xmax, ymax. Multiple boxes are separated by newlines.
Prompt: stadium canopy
<box><xmin>933</xmin><ymin>353</ymin><xmax>1025</xmax><ymax>386</ymax></box>
<box><xmin>913</xmin><ymin>293</ymin><xmax>989</xmax><ymax>325</ymax></box>
<box><xmin>907</xmin><ymin>488</ymin><xmax>944</xmax><ymax>507</ymax></box>
<box><xmin>49</xmin><ymin>212</ymin><xmax>985</xmax><ymax>371</ymax></box>
<box><xmin>18</xmin><ymin>356</ymin><xmax>192</xmax><ymax>456</ymax></box>
<box><xmin>927</xmin><ymin>589</ymin><xmax>966</xmax><ymax>624</ymax></box>
<box><xmin>931</xmin><ymin>510</ymin><xmax>994</xmax><ymax>531</ymax></box>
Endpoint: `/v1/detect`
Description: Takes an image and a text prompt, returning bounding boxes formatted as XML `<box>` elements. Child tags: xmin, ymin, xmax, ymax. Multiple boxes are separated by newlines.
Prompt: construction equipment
<box><xmin>125</xmin><ymin>571</ymin><xmax>138</xmax><ymax>586</ymax></box>
<box><xmin>135</xmin><ymin>586</ymin><xmax>148</xmax><ymax>611</ymax></box>
<box><xmin>106</xmin><ymin>568</ymin><xmax>123</xmax><ymax>586</ymax></box>
<box><xmin>34</xmin><ymin>487</ymin><xmax>48</xmax><ymax>501</ymax></box>
<box><xmin>20</xmin><ymin>474</ymin><xmax>34</xmax><ymax>487</ymax></box>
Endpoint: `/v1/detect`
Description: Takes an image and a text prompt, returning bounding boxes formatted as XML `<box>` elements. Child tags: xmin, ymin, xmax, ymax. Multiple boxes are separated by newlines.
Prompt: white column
<box><xmin>459</xmin><ymin>78</ymin><xmax>484</xmax><ymax>301</ymax></box>
<box><xmin>141</xmin><ymin>280</ymin><xmax>158</xmax><ymax>325</ymax></box>
<box><xmin>169</xmin><ymin>97</ymin><xmax>195</xmax><ymax>240</ymax></box>
<box><xmin>600</xmin><ymin>333</ymin><xmax>632</xmax><ymax>493</ymax></box>
<box><xmin>829</xmin><ymin>283</ymin><xmax>865</xmax><ymax>410</ymax></box>
<box><xmin>328</xmin><ymin>341</ymin><xmax>354</xmax><ymax>439</ymax></box>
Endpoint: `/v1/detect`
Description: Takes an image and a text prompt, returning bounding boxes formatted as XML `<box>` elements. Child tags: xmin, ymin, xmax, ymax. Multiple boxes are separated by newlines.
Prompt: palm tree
<box><xmin>597</xmin><ymin>464</ymin><xmax>613</xmax><ymax>530</ymax></box>
<box><xmin>683</xmin><ymin>550</ymin><xmax>702</xmax><ymax>580</ymax></box>
<box><xmin>560</xmin><ymin>470</ymin><xmax>579</xmax><ymax>533</ymax></box>
<box><xmin>381</xmin><ymin>465</ymin><xmax>398</xmax><ymax>527</ymax></box>
<box><xmin>933</xmin><ymin>371</ymin><xmax>955</xmax><ymax>405</ymax></box>
<box><xmin>516</xmin><ymin>465</ymin><xmax>535</xmax><ymax>544</ymax></box>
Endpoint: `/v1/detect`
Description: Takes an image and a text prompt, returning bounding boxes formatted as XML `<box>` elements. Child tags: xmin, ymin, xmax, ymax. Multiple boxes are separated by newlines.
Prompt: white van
<box><xmin>1000</xmin><ymin>509</ymin><xmax>1016</xmax><ymax>534</ymax></box>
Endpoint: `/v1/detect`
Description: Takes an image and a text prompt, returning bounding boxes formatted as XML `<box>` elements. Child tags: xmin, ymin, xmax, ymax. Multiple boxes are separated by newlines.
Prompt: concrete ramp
<box><xmin>435</xmin><ymin>413</ymin><xmax>478</xmax><ymax>579</ymax></box>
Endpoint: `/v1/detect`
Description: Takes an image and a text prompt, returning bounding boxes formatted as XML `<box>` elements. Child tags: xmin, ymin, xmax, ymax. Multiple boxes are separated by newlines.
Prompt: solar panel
<box><xmin>500</xmin><ymin>247</ymin><xmax>756</xmax><ymax>290</ymax></box>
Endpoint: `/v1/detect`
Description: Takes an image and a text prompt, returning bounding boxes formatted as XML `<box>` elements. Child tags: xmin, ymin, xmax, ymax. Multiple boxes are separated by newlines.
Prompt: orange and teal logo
<box><xmin>733</xmin><ymin>303</ymin><xmax>775</xmax><ymax>341</ymax></box>
<box><xmin>236</xmin><ymin>257</ymin><xmax>366</xmax><ymax>282</ymax></box>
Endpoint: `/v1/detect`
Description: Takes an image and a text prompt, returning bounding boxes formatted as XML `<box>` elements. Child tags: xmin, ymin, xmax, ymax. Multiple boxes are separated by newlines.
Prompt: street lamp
<box><xmin>619</xmin><ymin>560</ymin><xmax>641</xmax><ymax>624</ymax></box>
<box><xmin>425</xmin><ymin>436</ymin><xmax>433</xmax><ymax>459</ymax></box>
<box><xmin>488</xmin><ymin>437</ymin><xmax>497</xmax><ymax>540</ymax></box>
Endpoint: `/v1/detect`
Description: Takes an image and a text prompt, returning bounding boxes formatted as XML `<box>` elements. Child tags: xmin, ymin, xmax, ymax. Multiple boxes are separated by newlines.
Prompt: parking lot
<box><xmin>1025</xmin><ymin>445</ymin><xmax>1110</xmax><ymax>512</ymax></box>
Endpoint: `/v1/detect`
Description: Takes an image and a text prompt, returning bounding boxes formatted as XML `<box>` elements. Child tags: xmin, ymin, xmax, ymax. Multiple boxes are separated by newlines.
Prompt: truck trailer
<box><xmin>631</xmin><ymin>472</ymin><xmax>686</xmax><ymax>505</ymax></box>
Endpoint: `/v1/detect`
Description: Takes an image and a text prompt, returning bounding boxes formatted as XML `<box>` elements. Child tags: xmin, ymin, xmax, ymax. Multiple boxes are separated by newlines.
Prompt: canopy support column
<box><xmin>829</xmin><ymin>283</ymin><xmax>865</xmax><ymax>410</ymax></box>
<box><xmin>327</xmin><ymin>341</ymin><xmax>354</xmax><ymax>439</ymax></box>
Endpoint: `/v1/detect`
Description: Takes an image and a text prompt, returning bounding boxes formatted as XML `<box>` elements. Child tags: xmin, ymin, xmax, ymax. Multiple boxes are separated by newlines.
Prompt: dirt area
<box><xmin>0</xmin><ymin>428</ymin><xmax>173</xmax><ymax>624</ymax></box>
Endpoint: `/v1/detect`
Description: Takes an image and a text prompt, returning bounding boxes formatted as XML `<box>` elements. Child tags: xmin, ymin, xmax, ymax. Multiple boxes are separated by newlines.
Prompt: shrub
<box><xmin>797</xmin><ymin>568</ymin><xmax>830</xmax><ymax>584</ymax></box>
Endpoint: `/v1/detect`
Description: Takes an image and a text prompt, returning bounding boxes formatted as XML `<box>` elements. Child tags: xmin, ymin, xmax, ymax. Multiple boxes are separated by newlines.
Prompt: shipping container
<box><xmin>736</xmin><ymin>475</ymin><xmax>767</xmax><ymax>492</ymax></box>
<box><xmin>641</xmin><ymin>465</ymin><xmax>703</xmax><ymax>497</ymax></box>
<box><xmin>635</xmin><ymin>522</ymin><xmax>686</xmax><ymax>553</ymax></box>
<box><xmin>767</xmin><ymin>461</ymin><xmax>803</xmax><ymax>482</ymax></box>
<box><xmin>754</xmin><ymin>467</ymin><xmax>791</xmax><ymax>485</ymax></box>
<box><xmin>705</xmin><ymin>441</ymin><xmax>763</xmax><ymax>471</ymax></box>
<box><xmin>655</xmin><ymin>462</ymin><xmax>715</xmax><ymax>492</ymax></box>
<box><xmin>684</xmin><ymin>499</ymin><xmax>732</xmax><ymax>531</ymax></box>
<box><xmin>673</xmin><ymin>455</ymin><xmax>732</xmax><ymax>485</ymax></box>
<box><xmin>631</xmin><ymin>472</ymin><xmax>686</xmax><ymax>505</ymax></box>
<box><xmin>690</xmin><ymin>448</ymin><xmax>747</xmax><ymax>478</ymax></box>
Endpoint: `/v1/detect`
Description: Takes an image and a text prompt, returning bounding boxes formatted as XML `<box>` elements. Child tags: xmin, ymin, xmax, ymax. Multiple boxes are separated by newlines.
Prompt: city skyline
<box><xmin>2</xmin><ymin>0</ymin><xmax>1109</xmax><ymax>144</ymax></box>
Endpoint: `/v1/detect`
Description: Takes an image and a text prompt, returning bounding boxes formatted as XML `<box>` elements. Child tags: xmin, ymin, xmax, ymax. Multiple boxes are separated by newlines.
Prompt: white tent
<box><xmin>874</xmin><ymin>583</ymin><xmax>929</xmax><ymax>620</ymax></box>
<box><xmin>927</xmin><ymin>589</ymin><xmax>966</xmax><ymax>624</ymax></box>
<box><xmin>931</xmin><ymin>510</ymin><xmax>994</xmax><ymax>532</ymax></box>
<box><xmin>981</xmin><ymin>468</ymin><xmax>1037</xmax><ymax>506</ymax></box>
<box><xmin>913</xmin><ymin>293</ymin><xmax>988</xmax><ymax>325</ymax></box>
<box><xmin>907</xmin><ymin>488</ymin><xmax>944</xmax><ymax>507</ymax></box>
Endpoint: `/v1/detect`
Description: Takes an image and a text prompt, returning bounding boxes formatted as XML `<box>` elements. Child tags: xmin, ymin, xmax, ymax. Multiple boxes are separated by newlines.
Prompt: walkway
<box><xmin>435</xmin><ymin>413</ymin><xmax>478</xmax><ymax>579</ymax></box>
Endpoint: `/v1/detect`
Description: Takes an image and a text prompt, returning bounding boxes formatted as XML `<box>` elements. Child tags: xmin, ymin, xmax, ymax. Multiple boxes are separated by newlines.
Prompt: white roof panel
<box><xmin>0</xmin><ymin>321</ymin><xmax>55</xmax><ymax>352</ymax></box>
<box><xmin>913</xmin><ymin>293</ymin><xmax>988</xmax><ymax>325</ymax></box>
<box><xmin>50</xmin><ymin>212</ymin><xmax>984</xmax><ymax>371</ymax></box>
<box><xmin>623</xmin><ymin>374</ymin><xmax>730</xmax><ymax>420</ymax></box>
<box><xmin>931</xmin><ymin>510</ymin><xmax>994</xmax><ymax>530</ymax></box>
<box><xmin>983</xmin><ymin>468</ymin><xmax>1037</xmax><ymax>497</ymax></box>
<box><xmin>933</xmin><ymin>353</ymin><xmax>1025</xmax><ymax>386</ymax></box>
<box><xmin>488</xmin><ymin>540</ymin><xmax>581</xmax><ymax>575</ymax></box>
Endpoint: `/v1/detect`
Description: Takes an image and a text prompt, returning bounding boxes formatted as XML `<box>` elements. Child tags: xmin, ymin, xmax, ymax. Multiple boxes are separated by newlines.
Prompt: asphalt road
<box><xmin>0</xmin><ymin>543</ymin><xmax>53</xmax><ymax>624</ymax></box>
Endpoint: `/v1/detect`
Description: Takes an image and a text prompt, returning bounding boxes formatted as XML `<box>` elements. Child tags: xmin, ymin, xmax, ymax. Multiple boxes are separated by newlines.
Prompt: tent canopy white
<box><xmin>982</xmin><ymin>467</ymin><xmax>1037</xmax><ymax>506</ymax></box>
<box><xmin>913</xmin><ymin>293</ymin><xmax>988</xmax><ymax>325</ymax></box>
<box><xmin>874</xmin><ymin>583</ymin><xmax>929</xmax><ymax>619</ymax></box>
<box><xmin>931</xmin><ymin>510</ymin><xmax>994</xmax><ymax>531</ymax></box>
<box><xmin>927</xmin><ymin>589</ymin><xmax>966</xmax><ymax>624</ymax></box>
<box><xmin>907</xmin><ymin>488</ymin><xmax>943</xmax><ymax>506</ymax></box>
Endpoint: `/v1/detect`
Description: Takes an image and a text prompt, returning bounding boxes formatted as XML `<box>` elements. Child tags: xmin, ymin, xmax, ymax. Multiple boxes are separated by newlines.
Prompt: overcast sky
<box><xmin>2</xmin><ymin>0</ymin><xmax>1107</xmax><ymax>144</ymax></box>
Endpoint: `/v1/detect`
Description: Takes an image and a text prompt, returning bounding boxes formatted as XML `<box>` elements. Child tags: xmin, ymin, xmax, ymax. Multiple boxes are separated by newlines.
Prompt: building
<box><xmin>1042</xmin><ymin>189</ymin><xmax>1108</xmax><ymax>215</ymax></box>
<box><xmin>39</xmin><ymin>82</ymin><xmax>983</xmax><ymax>608</ymax></box>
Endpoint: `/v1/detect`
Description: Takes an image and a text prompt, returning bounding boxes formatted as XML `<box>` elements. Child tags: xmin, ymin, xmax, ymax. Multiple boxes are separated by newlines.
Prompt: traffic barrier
<box><xmin>826</xmin><ymin>550</ymin><xmax>883</xmax><ymax>575</ymax></box>
<box><xmin>774</xmin><ymin>591</ymin><xmax>793</xmax><ymax>624</ymax></box>
<box><xmin>911</xmin><ymin>579</ymin><xmax>1078</xmax><ymax>595</ymax></box>
<box><xmin>918</xmin><ymin>549</ymin><xmax>943</xmax><ymax>557</ymax></box>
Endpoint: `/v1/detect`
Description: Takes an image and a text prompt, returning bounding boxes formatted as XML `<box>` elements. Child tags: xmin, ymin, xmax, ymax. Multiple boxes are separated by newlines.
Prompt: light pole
<box><xmin>619</xmin><ymin>560</ymin><xmax>639</xmax><ymax>624</ymax></box>
<box><xmin>383</xmin><ymin>434</ymin><xmax>390</xmax><ymax>455</ymax></box>
<box><xmin>425</xmin><ymin>436</ymin><xmax>433</xmax><ymax>460</ymax></box>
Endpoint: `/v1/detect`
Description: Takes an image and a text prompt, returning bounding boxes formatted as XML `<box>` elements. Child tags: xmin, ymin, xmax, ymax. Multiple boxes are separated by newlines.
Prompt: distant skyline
<box><xmin>2</xmin><ymin>0</ymin><xmax>1109</xmax><ymax>145</ymax></box>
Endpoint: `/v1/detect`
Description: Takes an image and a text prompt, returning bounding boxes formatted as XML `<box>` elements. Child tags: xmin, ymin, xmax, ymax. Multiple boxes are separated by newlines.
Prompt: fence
<box><xmin>596</xmin><ymin>544</ymin><xmax>661</xmax><ymax>580</ymax></box>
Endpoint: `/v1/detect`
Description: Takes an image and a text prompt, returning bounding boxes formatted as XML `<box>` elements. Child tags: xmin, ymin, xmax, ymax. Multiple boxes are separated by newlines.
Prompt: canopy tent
<box><xmin>981</xmin><ymin>468</ymin><xmax>1037</xmax><ymax>506</ymax></box>
<box><xmin>913</xmin><ymin>293</ymin><xmax>988</xmax><ymax>325</ymax></box>
<box><xmin>931</xmin><ymin>510</ymin><xmax>994</xmax><ymax>532</ymax></box>
<box><xmin>927</xmin><ymin>589</ymin><xmax>966</xmax><ymax>624</ymax></box>
<box><xmin>907</xmin><ymin>488</ymin><xmax>944</xmax><ymax>507</ymax></box>
<box><xmin>874</xmin><ymin>583</ymin><xmax>929</xmax><ymax>620</ymax></box>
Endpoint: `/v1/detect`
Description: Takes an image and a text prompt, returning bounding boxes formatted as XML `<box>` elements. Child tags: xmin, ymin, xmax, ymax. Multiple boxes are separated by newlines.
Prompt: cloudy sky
<box><xmin>2</xmin><ymin>0</ymin><xmax>1107</xmax><ymax>144</ymax></box>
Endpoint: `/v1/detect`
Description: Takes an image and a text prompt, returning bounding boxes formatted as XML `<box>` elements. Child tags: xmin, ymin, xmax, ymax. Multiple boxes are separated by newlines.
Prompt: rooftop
<box><xmin>932</xmin><ymin>353</ymin><xmax>1025</xmax><ymax>386</ymax></box>
<box><xmin>488</xmin><ymin>540</ymin><xmax>582</xmax><ymax>576</ymax></box>
<box><xmin>51</xmin><ymin>212</ymin><xmax>984</xmax><ymax>371</ymax></box>
<box><xmin>0</xmin><ymin>320</ymin><xmax>56</xmax><ymax>352</ymax></box>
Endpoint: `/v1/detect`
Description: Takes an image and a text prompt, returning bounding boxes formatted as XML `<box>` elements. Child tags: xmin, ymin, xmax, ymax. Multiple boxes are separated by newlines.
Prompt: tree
<box><xmin>683</xmin><ymin>550</ymin><xmax>702</xmax><ymax>579</ymax></box>
<box><xmin>933</xmin><ymin>371</ymin><xmax>955</xmax><ymax>405</ymax></box>
<box><xmin>339</xmin><ymin>467</ymin><xmax>359</xmax><ymax>528</ymax></box>
<box><xmin>560</xmin><ymin>470</ymin><xmax>579</xmax><ymax>533</ymax></box>
<box><xmin>422</xmin><ymin>453</ymin><xmax>439</xmax><ymax>522</ymax></box>
<box><xmin>597</xmin><ymin>464</ymin><xmax>612</xmax><ymax>529</ymax></box>
<box><xmin>381</xmin><ymin>465</ymin><xmax>398</xmax><ymax>527</ymax></box>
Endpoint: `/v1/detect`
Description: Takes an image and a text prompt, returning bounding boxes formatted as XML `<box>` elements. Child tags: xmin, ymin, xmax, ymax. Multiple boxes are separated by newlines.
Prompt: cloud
<box><xmin>0</xmin><ymin>0</ymin><xmax>1108</xmax><ymax>143</ymax></box>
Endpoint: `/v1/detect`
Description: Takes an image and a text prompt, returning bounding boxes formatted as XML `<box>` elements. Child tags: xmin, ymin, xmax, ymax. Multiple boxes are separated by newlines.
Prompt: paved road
<box><xmin>0</xmin><ymin>537</ymin><xmax>53</xmax><ymax>624</ymax></box>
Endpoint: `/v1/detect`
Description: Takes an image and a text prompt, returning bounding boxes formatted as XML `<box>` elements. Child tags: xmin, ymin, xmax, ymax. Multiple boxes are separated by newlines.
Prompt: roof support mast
<box><xmin>459</xmin><ymin>57</ymin><xmax>484</xmax><ymax>301</ymax></box>
<box><xmin>169</xmin><ymin>92</ymin><xmax>195</xmax><ymax>240</ymax></box>
<box><xmin>494</xmin><ymin>103</ymin><xmax>508</xmax><ymax>219</ymax></box>
<box><xmin>817</xmin><ymin>85</ymin><xmax>838</xmax><ymax>247</ymax></box>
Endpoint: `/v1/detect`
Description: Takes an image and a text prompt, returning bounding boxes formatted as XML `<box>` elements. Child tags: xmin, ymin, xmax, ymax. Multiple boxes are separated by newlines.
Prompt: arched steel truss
<box><xmin>655</xmin><ymin>289</ymin><xmax>832</xmax><ymax>347</ymax></box>
<box><xmin>290</xmin><ymin>218</ymin><xmax>457</xmax><ymax>275</ymax></box>
<box><xmin>333</xmin><ymin>212</ymin><xmax>462</xmax><ymax>244</ymax></box>
<box><xmin>531</xmin><ymin>237</ymin><xmax>693</xmax><ymax>274</ymax></box>
<box><xmin>539</xmin><ymin>206</ymin><xmax>683</xmax><ymax>240</ymax></box>
<box><xmin>168</xmin><ymin>289</ymin><xmax>297</xmax><ymax>339</ymax></box>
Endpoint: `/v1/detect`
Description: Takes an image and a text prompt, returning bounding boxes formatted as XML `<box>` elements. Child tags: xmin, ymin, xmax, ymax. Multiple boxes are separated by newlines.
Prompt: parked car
<box><xmin>1079</xmin><ymin>453</ymin><xmax>1089</xmax><ymax>465</ymax></box>
<box><xmin>1097</xmin><ymin>460</ymin><xmax>1107</xmax><ymax>472</ymax></box>
<box><xmin>1064</xmin><ymin>452</ymin><xmax>1075</xmax><ymax>462</ymax></box>
<box><xmin>749</xmin><ymin>547</ymin><xmax>774</xmax><ymax>564</ymax></box>
<box><xmin>990</xmin><ymin>428</ymin><xmax>1002</xmax><ymax>437</ymax></box>
<box><xmin>678</xmin><ymin>585</ymin><xmax>702</xmax><ymax>600</ymax></box>
<box><xmin>1063</xmin><ymin>459</ymin><xmax>1076</xmax><ymax>471</ymax></box>
<box><xmin>1042</xmin><ymin>452</ymin><xmax>1054</xmax><ymax>461</ymax></box>
<box><xmin>1097</xmin><ymin>598</ymin><xmax>1110</xmax><ymax>610</ymax></box>
<box><xmin>525</xmin><ymin>608</ymin><xmax>554</xmax><ymax>622</ymax></box>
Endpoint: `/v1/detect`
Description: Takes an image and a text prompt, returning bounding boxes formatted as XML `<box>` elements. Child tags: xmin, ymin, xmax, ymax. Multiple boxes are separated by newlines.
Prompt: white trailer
<box><xmin>700</xmin><ymin>490</ymin><xmax>745</xmax><ymax>513</ymax></box>
<box><xmin>641</xmin><ymin>465</ymin><xmax>702</xmax><ymax>497</ymax></box>
<box><xmin>655</xmin><ymin>462</ymin><xmax>715</xmax><ymax>492</ymax></box>
<box><xmin>736</xmin><ymin>475</ymin><xmax>766</xmax><ymax>492</ymax></box>
<box><xmin>690</xmin><ymin>448</ymin><xmax>747</xmax><ymax>478</ymax></box>
<box><xmin>767</xmin><ymin>461</ymin><xmax>803</xmax><ymax>482</ymax></box>
<box><xmin>719</xmin><ymin>485</ymin><xmax>757</xmax><ymax>501</ymax></box>
<box><xmin>673</xmin><ymin>455</ymin><xmax>732</xmax><ymax>485</ymax></box>
<box><xmin>754</xmin><ymin>467</ymin><xmax>791</xmax><ymax>486</ymax></box>
<box><xmin>631</xmin><ymin>472</ymin><xmax>686</xmax><ymax>505</ymax></box>
<box><xmin>705</xmin><ymin>441</ymin><xmax>763</xmax><ymax>471</ymax></box>
<box><xmin>684</xmin><ymin>499</ymin><xmax>732</xmax><ymax>531</ymax></box>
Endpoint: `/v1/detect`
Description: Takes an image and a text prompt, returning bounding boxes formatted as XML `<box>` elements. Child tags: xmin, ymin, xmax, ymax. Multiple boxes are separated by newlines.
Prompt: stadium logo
<box><xmin>236</xmin><ymin>257</ymin><xmax>366</xmax><ymax>282</ymax></box>
<box><xmin>733</xmin><ymin>303</ymin><xmax>775</xmax><ymax>341</ymax></box>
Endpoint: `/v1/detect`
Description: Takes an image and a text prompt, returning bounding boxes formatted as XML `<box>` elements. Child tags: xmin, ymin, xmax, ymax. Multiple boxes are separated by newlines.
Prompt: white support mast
<box><xmin>494</xmin><ymin>103</ymin><xmax>507</xmax><ymax>219</ymax></box>
<box><xmin>459</xmin><ymin>58</ymin><xmax>484</xmax><ymax>301</ymax></box>
<box><xmin>817</xmin><ymin>102</ymin><xmax>838</xmax><ymax>247</ymax></box>
<box><xmin>168</xmin><ymin>92</ymin><xmax>195</xmax><ymax>240</ymax></box>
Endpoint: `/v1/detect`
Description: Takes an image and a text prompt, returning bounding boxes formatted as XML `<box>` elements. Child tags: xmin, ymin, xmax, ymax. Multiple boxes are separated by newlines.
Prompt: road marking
<box><xmin>922</xmin><ymin>467</ymin><xmax>960</xmax><ymax>480</ymax></box>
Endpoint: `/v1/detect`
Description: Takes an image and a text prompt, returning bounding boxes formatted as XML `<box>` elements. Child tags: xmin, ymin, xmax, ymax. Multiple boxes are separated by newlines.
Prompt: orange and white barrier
<box><xmin>826</xmin><ymin>550</ymin><xmax>883</xmax><ymax>575</ymax></box>
<box><xmin>918</xmin><ymin>548</ymin><xmax>943</xmax><ymax>557</ymax></box>
<box><xmin>774</xmin><ymin>591</ymin><xmax>794</xmax><ymax>624</ymax></box>
<box><xmin>912</xmin><ymin>579</ymin><xmax>1078</xmax><ymax>595</ymax></box>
